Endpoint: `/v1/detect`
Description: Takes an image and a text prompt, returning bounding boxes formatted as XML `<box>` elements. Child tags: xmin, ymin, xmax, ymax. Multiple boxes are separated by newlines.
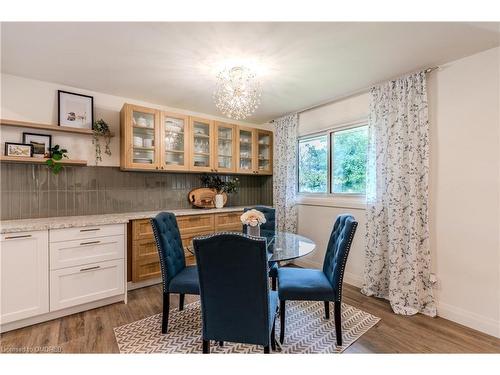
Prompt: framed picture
<box><xmin>58</xmin><ymin>90</ymin><xmax>94</xmax><ymax>129</ymax></box>
<box><xmin>22</xmin><ymin>132</ymin><xmax>52</xmax><ymax>158</ymax></box>
<box><xmin>5</xmin><ymin>142</ymin><xmax>33</xmax><ymax>157</ymax></box>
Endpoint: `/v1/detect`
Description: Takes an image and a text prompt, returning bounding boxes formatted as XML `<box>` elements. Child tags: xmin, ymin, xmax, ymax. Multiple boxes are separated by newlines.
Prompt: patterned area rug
<box><xmin>114</xmin><ymin>301</ymin><xmax>379</xmax><ymax>354</ymax></box>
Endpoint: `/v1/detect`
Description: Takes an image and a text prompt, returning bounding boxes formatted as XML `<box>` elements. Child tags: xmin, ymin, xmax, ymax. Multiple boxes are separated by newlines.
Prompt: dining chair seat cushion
<box><xmin>277</xmin><ymin>267</ymin><xmax>334</xmax><ymax>301</ymax></box>
<box><xmin>268</xmin><ymin>262</ymin><xmax>278</xmax><ymax>278</ymax></box>
<box><xmin>168</xmin><ymin>265</ymin><xmax>200</xmax><ymax>295</ymax></box>
<box><xmin>268</xmin><ymin>290</ymin><xmax>279</xmax><ymax>328</ymax></box>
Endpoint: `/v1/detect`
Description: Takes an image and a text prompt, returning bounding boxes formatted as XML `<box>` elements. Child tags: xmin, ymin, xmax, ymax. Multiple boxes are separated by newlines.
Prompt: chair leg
<box><xmin>271</xmin><ymin>276</ymin><xmax>277</xmax><ymax>291</ymax></box>
<box><xmin>324</xmin><ymin>301</ymin><xmax>330</xmax><ymax>320</ymax></box>
<box><xmin>219</xmin><ymin>341</ymin><xmax>224</xmax><ymax>347</ymax></box>
<box><xmin>334</xmin><ymin>301</ymin><xmax>342</xmax><ymax>346</ymax></box>
<box><xmin>179</xmin><ymin>293</ymin><xmax>185</xmax><ymax>311</ymax></box>
<box><xmin>279</xmin><ymin>300</ymin><xmax>286</xmax><ymax>344</ymax></box>
<box><xmin>270</xmin><ymin>318</ymin><xmax>276</xmax><ymax>351</ymax></box>
<box><xmin>162</xmin><ymin>292</ymin><xmax>170</xmax><ymax>334</ymax></box>
<box><xmin>264</xmin><ymin>345</ymin><xmax>270</xmax><ymax>354</ymax></box>
<box><xmin>202</xmin><ymin>339</ymin><xmax>210</xmax><ymax>354</ymax></box>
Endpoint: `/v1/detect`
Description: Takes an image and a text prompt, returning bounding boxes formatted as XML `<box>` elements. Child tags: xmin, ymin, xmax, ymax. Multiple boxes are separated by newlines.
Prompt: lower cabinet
<box><xmin>0</xmin><ymin>230</ymin><xmax>49</xmax><ymax>324</ymax></box>
<box><xmin>129</xmin><ymin>211</ymin><xmax>243</xmax><ymax>282</ymax></box>
<box><xmin>50</xmin><ymin>259</ymin><xmax>124</xmax><ymax>311</ymax></box>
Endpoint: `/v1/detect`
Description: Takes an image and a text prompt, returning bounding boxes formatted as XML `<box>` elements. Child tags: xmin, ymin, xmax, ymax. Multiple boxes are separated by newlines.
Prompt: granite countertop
<box><xmin>0</xmin><ymin>206</ymin><xmax>247</xmax><ymax>234</ymax></box>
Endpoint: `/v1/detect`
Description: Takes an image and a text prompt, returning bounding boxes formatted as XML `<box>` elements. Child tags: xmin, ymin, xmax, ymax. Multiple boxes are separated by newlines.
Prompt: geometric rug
<box><xmin>114</xmin><ymin>301</ymin><xmax>380</xmax><ymax>354</ymax></box>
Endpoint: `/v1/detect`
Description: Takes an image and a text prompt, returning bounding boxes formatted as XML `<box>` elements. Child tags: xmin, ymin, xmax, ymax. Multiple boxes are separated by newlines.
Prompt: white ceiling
<box><xmin>1</xmin><ymin>22</ymin><xmax>499</xmax><ymax>124</ymax></box>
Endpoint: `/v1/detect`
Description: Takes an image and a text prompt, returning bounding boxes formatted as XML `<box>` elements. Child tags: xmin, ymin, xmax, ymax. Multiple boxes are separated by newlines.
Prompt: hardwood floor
<box><xmin>1</xmin><ymin>283</ymin><xmax>499</xmax><ymax>353</ymax></box>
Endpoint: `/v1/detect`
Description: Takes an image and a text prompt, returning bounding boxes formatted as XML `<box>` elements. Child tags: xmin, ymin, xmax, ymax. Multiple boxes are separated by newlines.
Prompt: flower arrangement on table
<box><xmin>240</xmin><ymin>209</ymin><xmax>267</xmax><ymax>236</ymax></box>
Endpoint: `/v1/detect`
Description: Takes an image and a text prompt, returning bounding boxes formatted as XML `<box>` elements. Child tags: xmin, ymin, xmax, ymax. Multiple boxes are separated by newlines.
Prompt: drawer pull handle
<box><xmin>4</xmin><ymin>234</ymin><xmax>32</xmax><ymax>240</ymax></box>
<box><xmin>80</xmin><ymin>240</ymin><xmax>101</xmax><ymax>246</ymax></box>
<box><xmin>80</xmin><ymin>228</ymin><xmax>100</xmax><ymax>232</ymax></box>
<box><xmin>80</xmin><ymin>266</ymin><xmax>101</xmax><ymax>272</ymax></box>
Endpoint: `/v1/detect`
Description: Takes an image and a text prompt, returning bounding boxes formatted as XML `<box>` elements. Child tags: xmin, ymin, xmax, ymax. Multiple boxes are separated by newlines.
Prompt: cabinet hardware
<box><xmin>80</xmin><ymin>266</ymin><xmax>101</xmax><ymax>272</ymax></box>
<box><xmin>80</xmin><ymin>228</ymin><xmax>100</xmax><ymax>232</ymax></box>
<box><xmin>80</xmin><ymin>240</ymin><xmax>101</xmax><ymax>246</ymax></box>
<box><xmin>4</xmin><ymin>234</ymin><xmax>32</xmax><ymax>240</ymax></box>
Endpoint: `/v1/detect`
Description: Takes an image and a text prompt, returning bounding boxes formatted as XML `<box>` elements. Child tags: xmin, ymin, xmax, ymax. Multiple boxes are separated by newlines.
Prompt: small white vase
<box><xmin>214</xmin><ymin>194</ymin><xmax>224</xmax><ymax>209</ymax></box>
<box><xmin>247</xmin><ymin>225</ymin><xmax>261</xmax><ymax>237</ymax></box>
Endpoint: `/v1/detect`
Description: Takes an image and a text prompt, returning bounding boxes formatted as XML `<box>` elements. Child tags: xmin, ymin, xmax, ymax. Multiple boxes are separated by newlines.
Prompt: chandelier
<box><xmin>214</xmin><ymin>66</ymin><xmax>261</xmax><ymax>120</ymax></box>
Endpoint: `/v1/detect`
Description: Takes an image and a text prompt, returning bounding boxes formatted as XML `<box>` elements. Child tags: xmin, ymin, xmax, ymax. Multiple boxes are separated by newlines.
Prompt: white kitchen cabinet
<box><xmin>0</xmin><ymin>230</ymin><xmax>49</xmax><ymax>324</ymax></box>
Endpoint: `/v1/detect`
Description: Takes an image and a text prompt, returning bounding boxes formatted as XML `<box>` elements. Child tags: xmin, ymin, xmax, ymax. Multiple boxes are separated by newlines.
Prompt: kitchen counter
<box><xmin>0</xmin><ymin>206</ymin><xmax>248</xmax><ymax>234</ymax></box>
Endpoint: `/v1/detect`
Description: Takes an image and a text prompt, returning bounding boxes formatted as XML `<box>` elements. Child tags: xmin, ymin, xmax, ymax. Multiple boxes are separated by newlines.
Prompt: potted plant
<box><xmin>240</xmin><ymin>209</ymin><xmax>267</xmax><ymax>237</ymax></box>
<box><xmin>200</xmin><ymin>174</ymin><xmax>239</xmax><ymax>208</ymax></box>
<box><xmin>92</xmin><ymin>119</ymin><xmax>112</xmax><ymax>165</ymax></box>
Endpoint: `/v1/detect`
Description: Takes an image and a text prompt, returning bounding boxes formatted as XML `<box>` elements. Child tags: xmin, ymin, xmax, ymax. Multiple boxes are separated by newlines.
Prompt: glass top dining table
<box><xmin>187</xmin><ymin>231</ymin><xmax>316</xmax><ymax>262</ymax></box>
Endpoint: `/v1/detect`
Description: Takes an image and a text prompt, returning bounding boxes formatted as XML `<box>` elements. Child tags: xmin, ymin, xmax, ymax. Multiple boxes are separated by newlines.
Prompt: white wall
<box><xmin>0</xmin><ymin>73</ymin><xmax>269</xmax><ymax>167</ymax></box>
<box><xmin>295</xmin><ymin>47</ymin><xmax>500</xmax><ymax>338</ymax></box>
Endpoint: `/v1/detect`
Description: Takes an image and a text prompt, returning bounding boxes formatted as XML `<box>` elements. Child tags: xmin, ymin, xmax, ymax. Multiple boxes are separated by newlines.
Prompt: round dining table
<box><xmin>187</xmin><ymin>231</ymin><xmax>316</xmax><ymax>262</ymax></box>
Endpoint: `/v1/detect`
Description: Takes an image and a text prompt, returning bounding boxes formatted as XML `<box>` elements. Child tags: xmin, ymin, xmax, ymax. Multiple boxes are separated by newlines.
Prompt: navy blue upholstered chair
<box><xmin>242</xmin><ymin>206</ymin><xmax>278</xmax><ymax>290</ymax></box>
<box><xmin>193</xmin><ymin>233</ymin><xmax>279</xmax><ymax>354</ymax></box>
<box><xmin>151</xmin><ymin>212</ymin><xmax>200</xmax><ymax>334</ymax></box>
<box><xmin>278</xmin><ymin>214</ymin><xmax>357</xmax><ymax>346</ymax></box>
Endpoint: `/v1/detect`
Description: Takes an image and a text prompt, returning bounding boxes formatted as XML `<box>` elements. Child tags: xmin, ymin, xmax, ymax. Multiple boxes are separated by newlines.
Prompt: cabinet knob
<box><xmin>156</xmin><ymin>166</ymin><xmax>159</xmax><ymax>170</ymax></box>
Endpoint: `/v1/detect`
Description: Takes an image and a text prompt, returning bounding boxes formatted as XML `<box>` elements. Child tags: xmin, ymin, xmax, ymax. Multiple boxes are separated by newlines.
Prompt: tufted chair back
<box><xmin>151</xmin><ymin>212</ymin><xmax>186</xmax><ymax>292</ymax></box>
<box><xmin>193</xmin><ymin>233</ymin><xmax>271</xmax><ymax>346</ymax></box>
<box><xmin>242</xmin><ymin>206</ymin><xmax>276</xmax><ymax>237</ymax></box>
<box><xmin>322</xmin><ymin>214</ymin><xmax>358</xmax><ymax>301</ymax></box>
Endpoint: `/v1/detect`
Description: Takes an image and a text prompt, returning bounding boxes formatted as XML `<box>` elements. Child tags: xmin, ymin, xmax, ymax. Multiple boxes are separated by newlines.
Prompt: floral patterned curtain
<box><xmin>273</xmin><ymin>113</ymin><xmax>298</xmax><ymax>233</ymax></box>
<box><xmin>362</xmin><ymin>71</ymin><xmax>437</xmax><ymax>317</ymax></box>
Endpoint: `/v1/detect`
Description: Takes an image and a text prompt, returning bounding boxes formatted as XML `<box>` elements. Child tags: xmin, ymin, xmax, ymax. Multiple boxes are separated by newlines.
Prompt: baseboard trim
<box><xmin>0</xmin><ymin>294</ymin><xmax>126</xmax><ymax>333</ymax></box>
<box><xmin>343</xmin><ymin>271</ymin><xmax>364</xmax><ymax>288</ymax></box>
<box><xmin>437</xmin><ymin>301</ymin><xmax>500</xmax><ymax>338</ymax></box>
<box><xmin>127</xmin><ymin>277</ymin><xmax>162</xmax><ymax>291</ymax></box>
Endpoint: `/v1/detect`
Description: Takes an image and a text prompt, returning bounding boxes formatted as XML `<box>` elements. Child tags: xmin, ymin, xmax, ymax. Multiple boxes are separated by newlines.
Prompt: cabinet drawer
<box><xmin>50</xmin><ymin>235</ymin><xmax>124</xmax><ymax>270</ymax></box>
<box><xmin>133</xmin><ymin>258</ymin><xmax>161</xmax><ymax>282</ymax></box>
<box><xmin>50</xmin><ymin>224</ymin><xmax>125</xmax><ymax>243</ymax></box>
<box><xmin>50</xmin><ymin>259</ymin><xmax>124</xmax><ymax>311</ymax></box>
<box><xmin>177</xmin><ymin>214</ymin><xmax>214</xmax><ymax>235</ymax></box>
<box><xmin>214</xmin><ymin>211</ymin><xmax>244</xmax><ymax>232</ymax></box>
<box><xmin>132</xmin><ymin>219</ymin><xmax>154</xmax><ymax>241</ymax></box>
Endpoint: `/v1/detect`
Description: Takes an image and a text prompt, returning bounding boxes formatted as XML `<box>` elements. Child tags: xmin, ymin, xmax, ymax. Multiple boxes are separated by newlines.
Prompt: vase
<box><xmin>247</xmin><ymin>225</ymin><xmax>261</xmax><ymax>237</ymax></box>
<box><xmin>214</xmin><ymin>194</ymin><xmax>224</xmax><ymax>209</ymax></box>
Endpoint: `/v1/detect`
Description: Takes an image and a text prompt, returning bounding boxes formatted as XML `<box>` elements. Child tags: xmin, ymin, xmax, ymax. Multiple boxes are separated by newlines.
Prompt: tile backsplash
<box><xmin>0</xmin><ymin>164</ymin><xmax>273</xmax><ymax>220</ymax></box>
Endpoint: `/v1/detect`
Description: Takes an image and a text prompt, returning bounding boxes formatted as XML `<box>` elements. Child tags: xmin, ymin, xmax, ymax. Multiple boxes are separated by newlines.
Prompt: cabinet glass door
<box><xmin>162</xmin><ymin>113</ymin><xmax>188</xmax><ymax>171</ymax></box>
<box><xmin>215</xmin><ymin>123</ymin><xmax>235</xmax><ymax>173</ymax></box>
<box><xmin>131</xmin><ymin>108</ymin><xmax>158</xmax><ymax>169</ymax></box>
<box><xmin>237</xmin><ymin>128</ymin><xmax>254</xmax><ymax>173</ymax></box>
<box><xmin>190</xmin><ymin>118</ymin><xmax>213</xmax><ymax>171</ymax></box>
<box><xmin>257</xmin><ymin>130</ymin><xmax>273</xmax><ymax>174</ymax></box>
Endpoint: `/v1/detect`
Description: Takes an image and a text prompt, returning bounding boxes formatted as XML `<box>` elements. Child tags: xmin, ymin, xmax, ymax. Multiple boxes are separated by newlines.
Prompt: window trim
<box><xmin>297</xmin><ymin>118</ymin><xmax>368</xmax><ymax>198</ymax></box>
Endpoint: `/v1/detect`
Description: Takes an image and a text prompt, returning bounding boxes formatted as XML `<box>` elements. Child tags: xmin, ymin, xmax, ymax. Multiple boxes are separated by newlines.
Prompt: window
<box><xmin>297</xmin><ymin>124</ymin><xmax>368</xmax><ymax>195</ymax></box>
<box><xmin>298</xmin><ymin>135</ymin><xmax>328</xmax><ymax>193</ymax></box>
<box><xmin>331</xmin><ymin>126</ymin><xmax>368</xmax><ymax>194</ymax></box>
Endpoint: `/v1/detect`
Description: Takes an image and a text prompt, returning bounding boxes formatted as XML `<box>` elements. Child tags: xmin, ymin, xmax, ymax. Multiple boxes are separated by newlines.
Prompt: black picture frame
<box><xmin>22</xmin><ymin>132</ymin><xmax>52</xmax><ymax>157</ymax></box>
<box><xmin>58</xmin><ymin>90</ymin><xmax>94</xmax><ymax>130</ymax></box>
<box><xmin>5</xmin><ymin>142</ymin><xmax>34</xmax><ymax>157</ymax></box>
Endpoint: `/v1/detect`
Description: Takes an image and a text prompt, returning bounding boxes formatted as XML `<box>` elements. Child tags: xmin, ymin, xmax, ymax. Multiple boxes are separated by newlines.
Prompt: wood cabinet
<box><xmin>161</xmin><ymin>112</ymin><xmax>190</xmax><ymax>171</ymax></box>
<box><xmin>236</xmin><ymin>127</ymin><xmax>273</xmax><ymax>175</ymax></box>
<box><xmin>129</xmin><ymin>211</ymin><xmax>243</xmax><ymax>282</ymax></box>
<box><xmin>121</xmin><ymin>104</ymin><xmax>161</xmax><ymax>171</ymax></box>
<box><xmin>0</xmin><ymin>230</ymin><xmax>49</xmax><ymax>324</ymax></box>
<box><xmin>121</xmin><ymin>103</ymin><xmax>273</xmax><ymax>175</ymax></box>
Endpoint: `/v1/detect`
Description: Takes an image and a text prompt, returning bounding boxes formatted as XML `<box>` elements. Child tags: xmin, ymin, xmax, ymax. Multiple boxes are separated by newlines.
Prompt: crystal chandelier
<box><xmin>214</xmin><ymin>66</ymin><xmax>261</xmax><ymax>120</ymax></box>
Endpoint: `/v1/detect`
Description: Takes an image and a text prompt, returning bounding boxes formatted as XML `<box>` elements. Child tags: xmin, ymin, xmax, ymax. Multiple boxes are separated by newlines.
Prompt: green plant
<box><xmin>93</xmin><ymin>119</ymin><xmax>112</xmax><ymax>164</ymax></box>
<box><xmin>200</xmin><ymin>174</ymin><xmax>239</xmax><ymax>194</ymax></box>
<box><xmin>46</xmin><ymin>145</ymin><xmax>68</xmax><ymax>175</ymax></box>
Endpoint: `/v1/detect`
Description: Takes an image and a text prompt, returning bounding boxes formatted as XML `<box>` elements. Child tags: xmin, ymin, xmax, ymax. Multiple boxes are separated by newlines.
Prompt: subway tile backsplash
<box><xmin>0</xmin><ymin>164</ymin><xmax>273</xmax><ymax>220</ymax></box>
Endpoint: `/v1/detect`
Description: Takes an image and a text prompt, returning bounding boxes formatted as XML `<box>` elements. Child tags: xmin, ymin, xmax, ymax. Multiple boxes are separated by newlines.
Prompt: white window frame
<box><xmin>297</xmin><ymin>119</ymin><xmax>368</xmax><ymax>203</ymax></box>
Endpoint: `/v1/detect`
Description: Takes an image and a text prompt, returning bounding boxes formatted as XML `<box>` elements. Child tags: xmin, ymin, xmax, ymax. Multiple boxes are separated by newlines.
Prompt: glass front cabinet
<box><xmin>121</xmin><ymin>104</ymin><xmax>161</xmax><ymax>170</ymax></box>
<box><xmin>214</xmin><ymin>122</ymin><xmax>236</xmax><ymax>173</ymax></box>
<box><xmin>121</xmin><ymin>104</ymin><xmax>272</xmax><ymax>175</ymax></box>
<box><xmin>161</xmin><ymin>112</ymin><xmax>189</xmax><ymax>171</ymax></box>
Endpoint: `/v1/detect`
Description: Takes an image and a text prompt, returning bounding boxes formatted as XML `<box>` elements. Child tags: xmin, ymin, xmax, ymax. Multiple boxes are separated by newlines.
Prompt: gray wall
<box><xmin>0</xmin><ymin>163</ymin><xmax>273</xmax><ymax>220</ymax></box>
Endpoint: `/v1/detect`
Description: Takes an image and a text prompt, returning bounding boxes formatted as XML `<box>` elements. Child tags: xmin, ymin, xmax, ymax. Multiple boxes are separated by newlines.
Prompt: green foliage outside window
<box><xmin>298</xmin><ymin>136</ymin><xmax>328</xmax><ymax>193</ymax></box>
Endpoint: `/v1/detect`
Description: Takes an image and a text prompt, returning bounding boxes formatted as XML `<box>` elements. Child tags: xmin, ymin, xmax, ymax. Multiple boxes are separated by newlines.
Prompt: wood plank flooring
<box><xmin>1</xmin><ymin>283</ymin><xmax>499</xmax><ymax>353</ymax></box>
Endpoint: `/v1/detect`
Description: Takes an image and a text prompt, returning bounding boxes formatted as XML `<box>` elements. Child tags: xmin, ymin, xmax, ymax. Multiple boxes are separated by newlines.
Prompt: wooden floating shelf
<box><xmin>0</xmin><ymin>119</ymin><xmax>115</xmax><ymax>137</ymax></box>
<box><xmin>0</xmin><ymin>156</ymin><xmax>87</xmax><ymax>166</ymax></box>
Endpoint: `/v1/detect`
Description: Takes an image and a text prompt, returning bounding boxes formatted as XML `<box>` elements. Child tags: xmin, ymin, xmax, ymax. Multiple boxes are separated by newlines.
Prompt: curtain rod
<box><xmin>269</xmin><ymin>66</ymin><xmax>439</xmax><ymax>123</ymax></box>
